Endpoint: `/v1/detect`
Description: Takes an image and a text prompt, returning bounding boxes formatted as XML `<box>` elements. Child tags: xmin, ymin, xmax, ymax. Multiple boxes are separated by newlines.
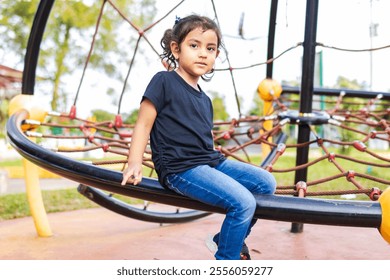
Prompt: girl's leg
<box><xmin>215</xmin><ymin>159</ymin><xmax>276</xmax><ymax>195</ymax></box>
<box><xmin>213</xmin><ymin>159</ymin><xmax>276</xmax><ymax>245</ymax></box>
<box><xmin>165</xmin><ymin>164</ymin><xmax>258</xmax><ymax>260</ymax></box>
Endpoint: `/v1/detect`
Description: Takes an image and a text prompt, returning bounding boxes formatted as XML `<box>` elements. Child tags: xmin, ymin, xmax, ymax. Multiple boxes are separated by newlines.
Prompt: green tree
<box><xmin>0</xmin><ymin>0</ymin><xmax>156</xmax><ymax>112</ymax></box>
<box><xmin>91</xmin><ymin>108</ymin><xmax>116</xmax><ymax>138</ymax></box>
<box><xmin>247</xmin><ymin>91</ymin><xmax>262</xmax><ymax>116</ymax></box>
<box><xmin>335</xmin><ymin>76</ymin><xmax>368</xmax><ymax>90</ymax></box>
<box><xmin>91</xmin><ymin>109</ymin><xmax>115</xmax><ymax>123</ymax></box>
<box><xmin>123</xmin><ymin>108</ymin><xmax>139</xmax><ymax>125</ymax></box>
<box><xmin>333</xmin><ymin>76</ymin><xmax>367</xmax><ymax>154</ymax></box>
<box><xmin>210</xmin><ymin>90</ymin><xmax>229</xmax><ymax>121</ymax></box>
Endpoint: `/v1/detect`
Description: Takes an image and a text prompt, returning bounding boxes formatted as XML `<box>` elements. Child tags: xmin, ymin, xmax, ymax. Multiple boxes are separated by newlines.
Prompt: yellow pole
<box><xmin>9</xmin><ymin>94</ymin><xmax>52</xmax><ymax>237</ymax></box>
<box><xmin>23</xmin><ymin>157</ymin><xmax>53</xmax><ymax>237</ymax></box>
<box><xmin>257</xmin><ymin>78</ymin><xmax>282</xmax><ymax>159</ymax></box>
<box><xmin>379</xmin><ymin>187</ymin><xmax>390</xmax><ymax>243</ymax></box>
<box><xmin>262</xmin><ymin>101</ymin><xmax>273</xmax><ymax>158</ymax></box>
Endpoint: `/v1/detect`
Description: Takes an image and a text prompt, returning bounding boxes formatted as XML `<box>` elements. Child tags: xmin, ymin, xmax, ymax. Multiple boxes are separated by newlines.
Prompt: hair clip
<box><xmin>175</xmin><ymin>16</ymin><xmax>181</xmax><ymax>25</ymax></box>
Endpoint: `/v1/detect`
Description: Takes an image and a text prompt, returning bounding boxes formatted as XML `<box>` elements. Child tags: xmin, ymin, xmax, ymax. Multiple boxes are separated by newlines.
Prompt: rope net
<box><xmin>23</xmin><ymin>91</ymin><xmax>390</xmax><ymax>201</ymax></box>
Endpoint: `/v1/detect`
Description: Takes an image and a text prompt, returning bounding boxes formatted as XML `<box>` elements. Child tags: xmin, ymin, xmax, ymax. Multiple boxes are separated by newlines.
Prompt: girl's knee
<box><xmin>257</xmin><ymin>172</ymin><xmax>277</xmax><ymax>194</ymax></box>
<box><xmin>266</xmin><ymin>172</ymin><xmax>277</xmax><ymax>193</ymax></box>
<box><xmin>243</xmin><ymin>196</ymin><xmax>257</xmax><ymax>216</ymax></box>
<box><xmin>230</xmin><ymin>194</ymin><xmax>256</xmax><ymax>217</ymax></box>
<box><xmin>264</xmin><ymin>181</ymin><xmax>276</xmax><ymax>194</ymax></box>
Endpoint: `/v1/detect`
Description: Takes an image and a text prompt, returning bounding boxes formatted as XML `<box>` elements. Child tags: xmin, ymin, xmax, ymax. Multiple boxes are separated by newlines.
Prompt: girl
<box><xmin>122</xmin><ymin>15</ymin><xmax>276</xmax><ymax>260</ymax></box>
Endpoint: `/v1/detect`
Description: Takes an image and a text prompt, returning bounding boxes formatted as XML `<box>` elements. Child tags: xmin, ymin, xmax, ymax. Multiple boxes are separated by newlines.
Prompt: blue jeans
<box><xmin>165</xmin><ymin>159</ymin><xmax>276</xmax><ymax>260</ymax></box>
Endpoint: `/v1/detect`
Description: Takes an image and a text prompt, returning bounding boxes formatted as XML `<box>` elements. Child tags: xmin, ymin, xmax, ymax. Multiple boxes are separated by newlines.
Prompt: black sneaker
<box><xmin>240</xmin><ymin>243</ymin><xmax>251</xmax><ymax>260</ymax></box>
<box><xmin>213</xmin><ymin>234</ymin><xmax>251</xmax><ymax>260</ymax></box>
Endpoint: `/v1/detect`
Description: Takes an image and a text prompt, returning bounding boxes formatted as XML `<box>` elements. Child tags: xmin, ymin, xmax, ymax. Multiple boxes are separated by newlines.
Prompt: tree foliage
<box><xmin>0</xmin><ymin>0</ymin><xmax>156</xmax><ymax>112</ymax></box>
<box><xmin>209</xmin><ymin>90</ymin><xmax>229</xmax><ymax>121</ymax></box>
<box><xmin>333</xmin><ymin>76</ymin><xmax>367</xmax><ymax>154</ymax></box>
<box><xmin>335</xmin><ymin>76</ymin><xmax>367</xmax><ymax>90</ymax></box>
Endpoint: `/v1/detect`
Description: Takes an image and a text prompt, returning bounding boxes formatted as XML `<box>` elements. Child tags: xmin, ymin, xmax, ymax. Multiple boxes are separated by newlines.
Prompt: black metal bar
<box><xmin>266</xmin><ymin>0</ymin><xmax>278</xmax><ymax>78</ymax></box>
<box><xmin>299</xmin><ymin>0</ymin><xmax>319</xmax><ymax>114</ymax></box>
<box><xmin>22</xmin><ymin>0</ymin><xmax>55</xmax><ymax>95</ymax></box>
<box><xmin>260</xmin><ymin>133</ymin><xmax>287</xmax><ymax>168</ymax></box>
<box><xmin>255</xmin><ymin>194</ymin><xmax>381</xmax><ymax>228</ymax></box>
<box><xmin>282</xmin><ymin>85</ymin><xmax>390</xmax><ymax>100</ymax></box>
<box><xmin>77</xmin><ymin>184</ymin><xmax>211</xmax><ymax>224</ymax></box>
<box><xmin>6</xmin><ymin>110</ymin><xmax>383</xmax><ymax>229</ymax></box>
<box><xmin>292</xmin><ymin>0</ymin><xmax>319</xmax><ymax>233</ymax></box>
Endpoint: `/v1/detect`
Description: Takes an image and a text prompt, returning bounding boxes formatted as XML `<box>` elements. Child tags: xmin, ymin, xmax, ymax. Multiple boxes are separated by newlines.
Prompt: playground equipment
<box><xmin>6</xmin><ymin>0</ymin><xmax>390</xmax><ymax>244</ymax></box>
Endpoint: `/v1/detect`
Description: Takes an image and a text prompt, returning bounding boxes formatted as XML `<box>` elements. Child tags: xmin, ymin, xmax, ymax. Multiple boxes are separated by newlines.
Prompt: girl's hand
<box><xmin>121</xmin><ymin>163</ymin><xmax>143</xmax><ymax>186</ymax></box>
<box><xmin>121</xmin><ymin>99</ymin><xmax>156</xmax><ymax>186</ymax></box>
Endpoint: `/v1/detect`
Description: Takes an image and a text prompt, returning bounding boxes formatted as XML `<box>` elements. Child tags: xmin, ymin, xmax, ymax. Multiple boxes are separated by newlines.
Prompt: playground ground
<box><xmin>1</xmin><ymin>204</ymin><xmax>389</xmax><ymax>260</ymax></box>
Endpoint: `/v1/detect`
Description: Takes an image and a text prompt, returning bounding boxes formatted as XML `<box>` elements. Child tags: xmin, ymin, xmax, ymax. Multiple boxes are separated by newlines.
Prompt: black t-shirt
<box><xmin>142</xmin><ymin>71</ymin><xmax>225</xmax><ymax>185</ymax></box>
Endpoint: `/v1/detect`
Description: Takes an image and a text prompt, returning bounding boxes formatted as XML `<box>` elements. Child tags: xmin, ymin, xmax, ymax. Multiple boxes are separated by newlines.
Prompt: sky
<box><xmin>3</xmin><ymin>0</ymin><xmax>390</xmax><ymax>119</ymax></box>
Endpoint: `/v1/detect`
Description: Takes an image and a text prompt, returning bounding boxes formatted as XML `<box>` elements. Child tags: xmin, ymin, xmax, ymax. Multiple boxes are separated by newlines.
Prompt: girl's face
<box><xmin>171</xmin><ymin>27</ymin><xmax>220</xmax><ymax>88</ymax></box>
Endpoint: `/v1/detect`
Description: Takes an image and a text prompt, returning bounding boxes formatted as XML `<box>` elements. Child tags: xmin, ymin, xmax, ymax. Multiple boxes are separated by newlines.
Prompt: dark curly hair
<box><xmin>160</xmin><ymin>15</ymin><xmax>222</xmax><ymax>74</ymax></box>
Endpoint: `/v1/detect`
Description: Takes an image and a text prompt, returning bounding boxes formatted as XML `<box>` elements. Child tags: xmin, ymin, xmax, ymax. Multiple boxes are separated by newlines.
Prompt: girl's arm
<box><xmin>121</xmin><ymin>99</ymin><xmax>157</xmax><ymax>186</ymax></box>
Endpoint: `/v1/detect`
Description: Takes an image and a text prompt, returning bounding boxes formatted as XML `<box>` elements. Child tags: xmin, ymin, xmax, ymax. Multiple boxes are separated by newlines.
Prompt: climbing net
<box><xmin>18</xmin><ymin>0</ymin><xmax>390</xmax><ymax>204</ymax></box>
<box><xmin>25</xmin><ymin>87</ymin><xmax>390</xmax><ymax>202</ymax></box>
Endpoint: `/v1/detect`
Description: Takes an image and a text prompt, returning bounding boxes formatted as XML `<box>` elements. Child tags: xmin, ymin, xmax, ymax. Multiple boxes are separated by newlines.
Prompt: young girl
<box><xmin>121</xmin><ymin>15</ymin><xmax>276</xmax><ymax>260</ymax></box>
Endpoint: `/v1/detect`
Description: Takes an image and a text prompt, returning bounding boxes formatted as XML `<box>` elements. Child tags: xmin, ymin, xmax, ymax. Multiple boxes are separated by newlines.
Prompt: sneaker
<box><xmin>212</xmin><ymin>234</ymin><xmax>251</xmax><ymax>260</ymax></box>
<box><xmin>205</xmin><ymin>234</ymin><xmax>218</xmax><ymax>254</ymax></box>
<box><xmin>240</xmin><ymin>243</ymin><xmax>251</xmax><ymax>260</ymax></box>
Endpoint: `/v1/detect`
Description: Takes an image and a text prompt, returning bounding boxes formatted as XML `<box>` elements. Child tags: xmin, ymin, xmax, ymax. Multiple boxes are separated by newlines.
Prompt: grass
<box><xmin>238</xmin><ymin>147</ymin><xmax>390</xmax><ymax>200</ymax></box>
<box><xmin>0</xmin><ymin>146</ymin><xmax>389</xmax><ymax>221</ymax></box>
<box><xmin>0</xmin><ymin>158</ymin><xmax>61</xmax><ymax>179</ymax></box>
<box><xmin>0</xmin><ymin>188</ymin><xmax>97</xmax><ymax>221</ymax></box>
<box><xmin>0</xmin><ymin>159</ymin><xmax>22</xmax><ymax>167</ymax></box>
<box><xmin>0</xmin><ymin>188</ymin><xmax>142</xmax><ymax>222</ymax></box>
<box><xmin>0</xmin><ymin>158</ymin><xmax>142</xmax><ymax>221</ymax></box>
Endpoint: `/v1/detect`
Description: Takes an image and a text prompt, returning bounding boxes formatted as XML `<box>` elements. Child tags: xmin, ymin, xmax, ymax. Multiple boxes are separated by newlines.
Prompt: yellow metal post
<box><xmin>262</xmin><ymin>101</ymin><xmax>273</xmax><ymax>158</ymax></box>
<box><xmin>23</xmin><ymin>157</ymin><xmax>52</xmax><ymax>237</ymax></box>
<box><xmin>379</xmin><ymin>187</ymin><xmax>390</xmax><ymax>243</ymax></box>
<box><xmin>257</xmin><ymin>78</ymin><xmax>282</xmax><ymax>159</ymax></box>
<box><xmin>9</xmin><ymin>94</ymin><xmax>52</xmax><ymax>237</ymax></box>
